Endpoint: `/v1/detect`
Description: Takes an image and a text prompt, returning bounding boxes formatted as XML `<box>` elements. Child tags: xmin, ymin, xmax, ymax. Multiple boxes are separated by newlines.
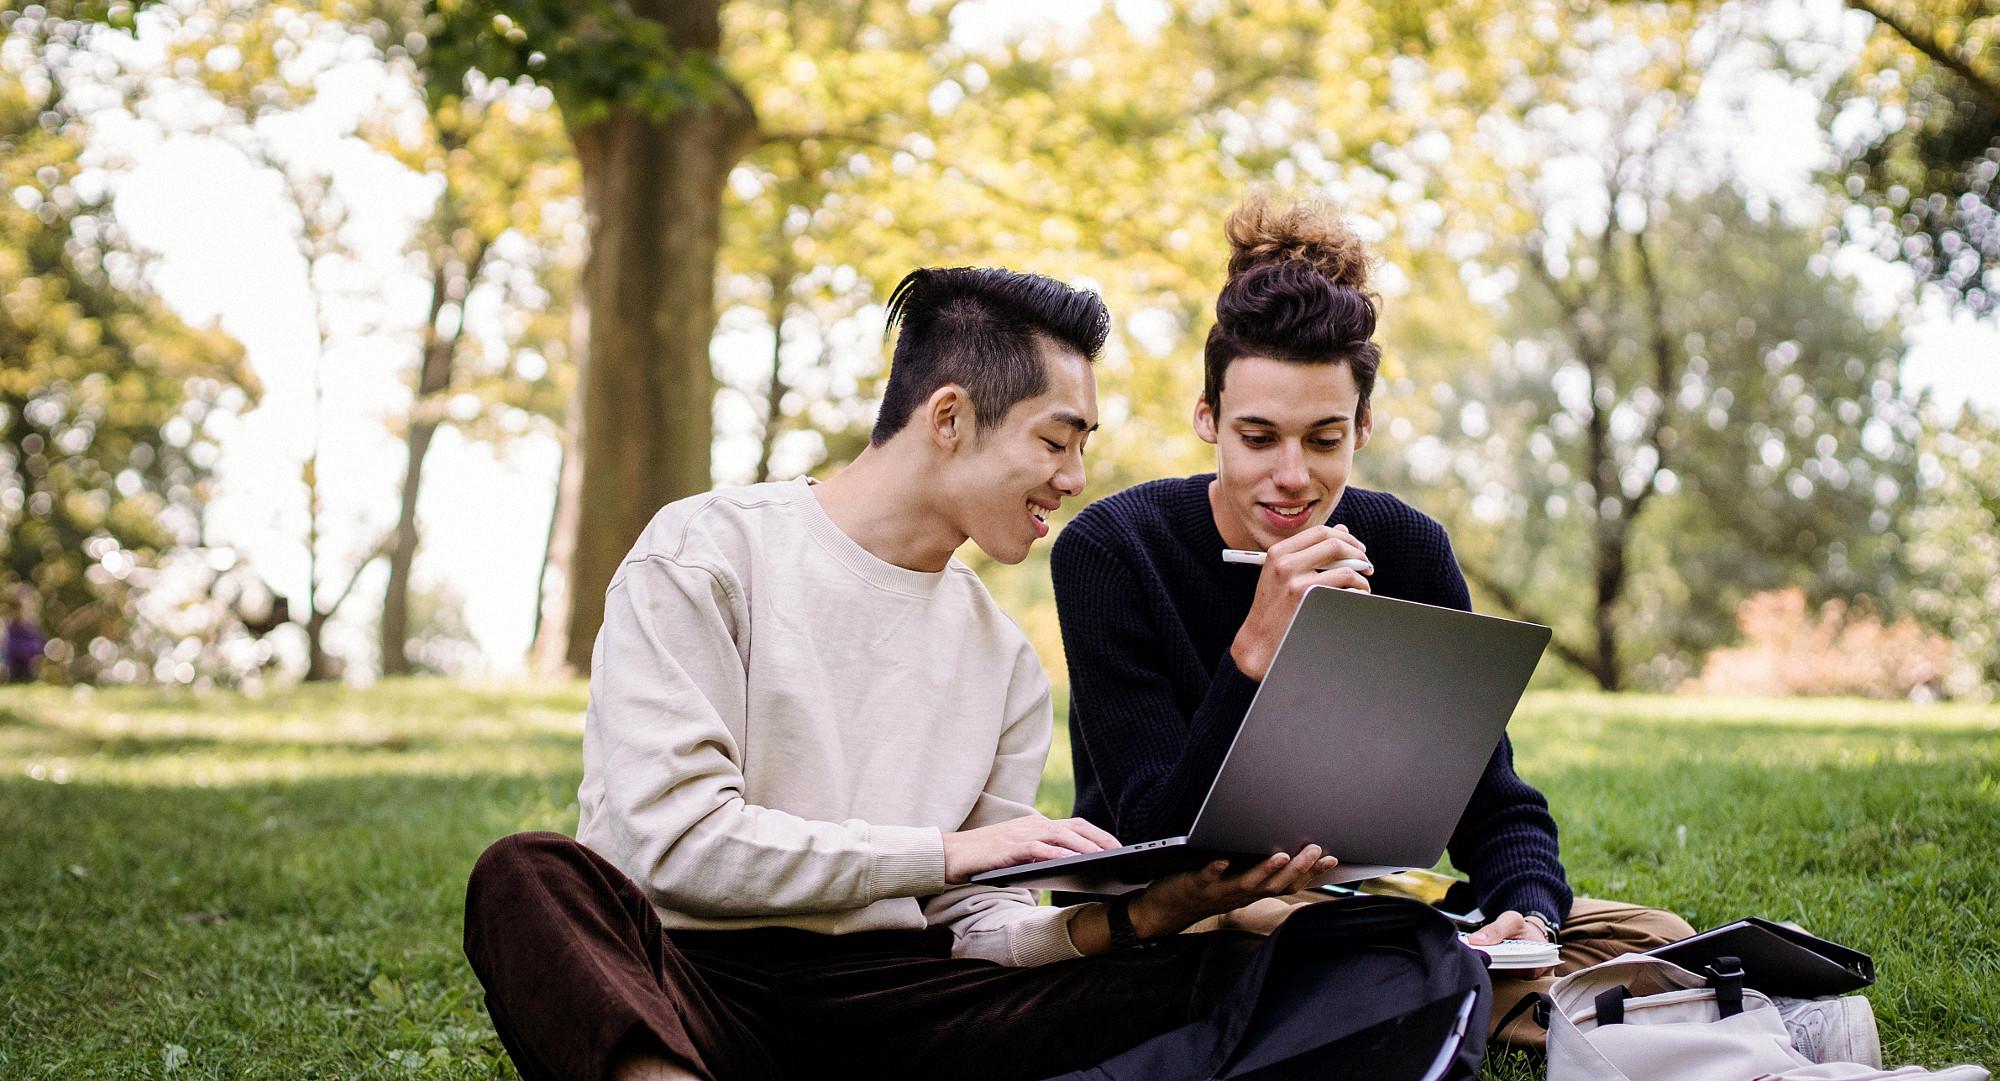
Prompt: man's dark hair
<box><xmin>1202</xmin><ymin>260</ymin><xmax>1381</xmax><ymax>415</ymax></box>
<box><xmin>1202</xmin><ymin>189</ymin><xmax>1381</xmax><ymax>415</ymax></box>
<box><xmin>872</xmin><ymin>267</ymin><xmax>1110</xmax><ymax>445</ymax></box>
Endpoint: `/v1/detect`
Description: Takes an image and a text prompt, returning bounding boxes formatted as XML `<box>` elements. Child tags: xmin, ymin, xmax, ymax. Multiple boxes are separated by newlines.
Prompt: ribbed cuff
<box><xmin>1212</xmin><ymin>651</ymin><xmax>1263</xmax><ymax>698</ymax></box>
<box><xmin>1008</xmin><ymin>904</ymin><xmax>1087</xmax><ymax>967</ymax></box>
<box><xmin>865</xmin><ymin>824</ymin><xmax>948</xmax><ymax>899</ymax></box>
<box><xmin>1496</xmin><ymin>885</ymin><xmax>1569</xmax><ymax>928</ymax></box>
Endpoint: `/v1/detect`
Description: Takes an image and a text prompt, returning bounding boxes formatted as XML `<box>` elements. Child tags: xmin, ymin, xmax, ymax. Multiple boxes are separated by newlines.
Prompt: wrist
<box><xmin>1227</xmin><ymin>638</ymin><xmax>1269</xmax><ymax>683</ymax></box>
<box><xmin>1124</xmin><ymin>890</ymin><xmax>1177</xmax><ymax>941</ymax></box>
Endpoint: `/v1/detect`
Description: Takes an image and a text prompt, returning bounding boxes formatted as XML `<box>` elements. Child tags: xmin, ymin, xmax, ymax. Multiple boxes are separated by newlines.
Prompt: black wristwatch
<box><xmin>1524</xmin><ymin>910</ymin><xmax>1559</xmax><ymax>943</ymax></box>
<box><xmin>1105</xmin><ymin>894</ymin><xmax>1148</xmax><ymax>953</ymax></box>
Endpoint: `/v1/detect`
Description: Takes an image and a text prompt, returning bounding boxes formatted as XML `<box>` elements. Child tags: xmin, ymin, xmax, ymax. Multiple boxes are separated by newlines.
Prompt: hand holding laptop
<box><xmin>1230</xmin><ymin>524</ymin><xmax>1372</xmax><ymax>680</ymax></box>
<box><xmin>1122</xmin><ymin>846</ymin><xmax>1339</xmax><ymax>938</ymax></box>
<box><xmin>951</xmin><ymin>813</ymin><xmax>1337</xmax><ymax>939</ymax></box>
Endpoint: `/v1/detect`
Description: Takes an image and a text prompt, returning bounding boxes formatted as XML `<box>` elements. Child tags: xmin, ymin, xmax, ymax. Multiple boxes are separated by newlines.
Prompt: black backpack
<box><xmin>1043</xmin><ymin>895</ymin><xmax>1491</xmax><ymax>1081</ymax></box>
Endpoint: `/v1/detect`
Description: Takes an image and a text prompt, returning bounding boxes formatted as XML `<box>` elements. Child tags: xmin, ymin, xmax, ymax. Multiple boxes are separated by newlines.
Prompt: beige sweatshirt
<box><xmin>575</xmin><ymin>479</ymin><xmax>1083</xmax><ymax>967</ymax></box>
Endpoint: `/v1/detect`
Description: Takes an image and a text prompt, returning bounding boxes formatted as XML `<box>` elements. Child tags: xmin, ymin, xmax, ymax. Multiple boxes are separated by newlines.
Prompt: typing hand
<box><xmin>942</xmin><ymin>815</ymin><xmax>1121</xmax><ymax>884</ymax></box>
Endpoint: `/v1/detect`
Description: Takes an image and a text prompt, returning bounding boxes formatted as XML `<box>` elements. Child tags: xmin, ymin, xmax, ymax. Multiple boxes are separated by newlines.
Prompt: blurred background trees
<box><xmin>1830</xmin><ymin>0</ymin><xmax>1999</xmax><ymax>315</ymax></box>
<box><xmin>1</xmin><ymin>2</ymin><xmax>258</xmax><ymax>684</ymax></box>
<box><xmin>1</xmin><ymin>0</ymin><xmax>1993</xmax><ymax>698</ymax></box>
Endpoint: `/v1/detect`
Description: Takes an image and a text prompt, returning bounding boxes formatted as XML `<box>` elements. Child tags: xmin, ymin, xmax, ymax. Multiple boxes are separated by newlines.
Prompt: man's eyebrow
<box><xmin>1232</xmin><ymin>413</ymin><xmax>1351</xmax><ymax>427</ymax></box>
<box><xmin>1052</xmin><ymin>411</ymin><xmax>1100</xmax><ymax>433</ymax></box>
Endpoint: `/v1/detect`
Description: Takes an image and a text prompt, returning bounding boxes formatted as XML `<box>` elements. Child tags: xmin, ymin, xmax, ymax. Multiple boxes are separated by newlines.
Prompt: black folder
<box><xmin>1648</xmin><ymin>917</ymin><xmax>1874</xmax><ymax>998</ymax></box>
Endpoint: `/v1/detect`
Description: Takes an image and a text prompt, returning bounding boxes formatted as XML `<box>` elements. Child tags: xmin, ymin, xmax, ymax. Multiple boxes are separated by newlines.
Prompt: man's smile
<box><xmin>1257</xmin><ymin>500</ymin><xmax>1316</xmax><ymax>529</ymax></box>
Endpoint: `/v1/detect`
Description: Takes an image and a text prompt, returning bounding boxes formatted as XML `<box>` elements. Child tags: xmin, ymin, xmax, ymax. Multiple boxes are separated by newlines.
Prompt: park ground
<box><xmin>0</xmin><ymin>680</ymin><xmax>1995</xmax><ymax>1079</ymax></box>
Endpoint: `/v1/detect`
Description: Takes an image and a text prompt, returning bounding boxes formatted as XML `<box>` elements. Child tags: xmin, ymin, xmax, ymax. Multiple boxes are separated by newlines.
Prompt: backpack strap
<box><xmin>1705</xmin><ymin>956</ymin><xmax>1746</xmax><ymax>1019</ymax></box>
<box><xmin>1594</xmin><ymin>985</ymin><xmax>1631</xmax><ymax>1025</ymax></box>
<box><xmin>1495</xmin><ymin>991</ymin><xmax>1552</xmax><ymax>1036</ymax></box>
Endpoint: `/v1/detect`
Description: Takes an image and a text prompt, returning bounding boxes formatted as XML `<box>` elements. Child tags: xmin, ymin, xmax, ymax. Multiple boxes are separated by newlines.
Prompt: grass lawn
<box><xmin>1</xmin><ymin>680</ymin><xmax>1995</xmax><ymax>1079</ymax></box>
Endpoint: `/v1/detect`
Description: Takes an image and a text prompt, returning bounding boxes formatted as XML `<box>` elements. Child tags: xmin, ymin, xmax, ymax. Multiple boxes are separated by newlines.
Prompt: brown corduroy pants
<box><xmin>462</xmin><ymin>833</ymin><xmax>1264</xmax><ymax>1081</ymax></box>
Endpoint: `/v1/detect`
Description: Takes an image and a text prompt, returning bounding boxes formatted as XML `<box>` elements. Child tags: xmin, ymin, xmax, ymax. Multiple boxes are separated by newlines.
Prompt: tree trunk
<box><xmin>754</xmin><ymin>260</ymin><xmax>796</xmax><ymax>484</ymax></box>
<box><xmin>530</xmin><ymin>320</ymin><xmax>586</xmax><ymax>676</ymax></box>
<box><xmin>560</xmin><ymin>2</ymin><xmax>755</xmax><ymax>671</ymax></box>
<box><xmin>381</xmin><ymin>262</ymin><xmax>461</xmax><ymax>677</ymax></box>
<box><xmin>1591</xmin><ymin>516</ymin><xmax>1627</xmax><ymax>692</ymax></box>
<box><xmin>1582</xmin><ymin>349</ymin><xmax>1623</xmax><ymax>692</ymax></box>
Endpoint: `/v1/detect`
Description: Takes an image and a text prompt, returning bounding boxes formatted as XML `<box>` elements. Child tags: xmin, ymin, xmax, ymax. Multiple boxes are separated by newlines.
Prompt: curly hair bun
<box><xmin>1223</xmin><ymin>187</ymin><xmax>1373</xmax><ymax>295</ymax></box>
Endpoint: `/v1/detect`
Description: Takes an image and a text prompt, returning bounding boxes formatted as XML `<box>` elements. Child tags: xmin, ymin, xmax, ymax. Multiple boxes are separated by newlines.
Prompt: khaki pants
<box><xmin>1187</xmin><ymin>894</ymin><xmax>1694</xmax><ymax>1047</ymax></box>
<box><xmin>1487</xmin><ymin>897</ymin><xmax>1695</xmax><ymax>1046</ymax></box>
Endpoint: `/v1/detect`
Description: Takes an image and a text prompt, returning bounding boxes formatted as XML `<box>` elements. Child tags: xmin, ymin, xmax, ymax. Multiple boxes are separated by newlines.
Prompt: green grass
<box><xmin>2</xmin><ymin>681</ymin><xmax>1996</xmax><ymax>1078</ymax></box>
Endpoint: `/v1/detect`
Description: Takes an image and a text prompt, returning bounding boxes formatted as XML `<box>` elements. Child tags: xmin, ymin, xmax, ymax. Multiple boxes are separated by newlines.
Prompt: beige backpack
<box><xmin>1546</xmin><ymin>953</ymin><xmax>1988</xmax><ymax>1081</ymax></box>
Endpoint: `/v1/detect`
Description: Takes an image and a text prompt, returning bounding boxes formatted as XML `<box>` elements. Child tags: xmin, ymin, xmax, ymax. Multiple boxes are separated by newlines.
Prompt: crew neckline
<box><xmin>789</xmin><ymin>478</ymin><xmax>952</xmax><ymax>597</ymax></box>
<box><xmin>1167</xmin><ymin>473</ymin><xmax>1233</xmax><ymax>562</ymax></box>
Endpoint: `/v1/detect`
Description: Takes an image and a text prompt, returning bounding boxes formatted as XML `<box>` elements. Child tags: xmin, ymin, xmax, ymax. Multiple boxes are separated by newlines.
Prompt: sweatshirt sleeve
<box><xmin>1052</xmin><ymin>530</ymin><xmax>1261</xmax><ymax>842</ymax></box>
<box><xmin>587</xmin><ymin>553</ymin><xmax>948</xmax><ymax>917</ymax></box>
<box><xmin>923</xmin><ymin>646</ymin><xmax>1086</xmax><ymax>967</ymax></box>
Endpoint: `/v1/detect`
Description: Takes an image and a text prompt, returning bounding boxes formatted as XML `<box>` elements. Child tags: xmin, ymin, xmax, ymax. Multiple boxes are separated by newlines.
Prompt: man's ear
<box><xmin>1192</xmin><ymin>397</ymin><xmax>1219</xmax><ymax>445</ymax></box>
<box><xmin>925</xmin><ymin>384</ymin><xmax>973</xmax><ymax>452</ymax></box>
<box><xmin>1355</xmin><ymin>404</ymin><xmax>1373</xmax><ymax>450</ymax></box>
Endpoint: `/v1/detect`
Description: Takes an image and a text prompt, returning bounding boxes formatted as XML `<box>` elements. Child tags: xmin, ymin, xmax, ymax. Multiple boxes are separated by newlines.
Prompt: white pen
<box><xmin>1222</xmin><ymin>549</ymin><xmax>1373</xmax><ymax>573</ymax></box>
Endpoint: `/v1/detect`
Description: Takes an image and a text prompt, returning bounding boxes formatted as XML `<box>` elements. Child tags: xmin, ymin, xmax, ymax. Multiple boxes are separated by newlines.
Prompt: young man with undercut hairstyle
<box><xmin>462</xmin><ymin>268</ymin><xmax>1339</xmax><ymax>1081</ymax></box>
<box><xmin>1052</xmin><ymin>192</ymin><xmax>1694</xmax><ymax>1046</ymax></box>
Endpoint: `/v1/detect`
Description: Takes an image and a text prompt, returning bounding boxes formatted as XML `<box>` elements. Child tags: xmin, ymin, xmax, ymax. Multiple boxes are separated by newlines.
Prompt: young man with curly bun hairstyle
<box><xmin>1051</xmin><ymin>191</ymin><xmax>1694</xmax><ymax>1046</ymax></box>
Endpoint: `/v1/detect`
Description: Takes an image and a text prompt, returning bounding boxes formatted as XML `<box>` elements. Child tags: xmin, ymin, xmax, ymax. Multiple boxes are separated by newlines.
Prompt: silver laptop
<box><xmin>972</xmin><ymin>584</ymin><xmax>1551</xmax><ymax>895</ymax></box>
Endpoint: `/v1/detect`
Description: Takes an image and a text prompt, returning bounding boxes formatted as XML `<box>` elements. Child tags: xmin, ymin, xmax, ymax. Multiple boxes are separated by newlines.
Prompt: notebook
<box><xmin>1648</xmin><ymin>917</ymin><xmax>1874</xmax><ymax>998</ymax></box>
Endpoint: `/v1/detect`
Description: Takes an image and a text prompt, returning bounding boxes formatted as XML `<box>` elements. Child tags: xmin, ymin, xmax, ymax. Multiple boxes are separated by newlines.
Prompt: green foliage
<box><xmin>1830</xmin><ymin>1</ymin><xmax>2000</xmax><ymax>314</ymax></box>
<box><xmin>1901</xmin><ymin>407</ymin><xmax>2000</xmax><ymax>693</ymax></box>
<box><xmin>0</xmin><ymin>8</ymin><xmax>256</xmax><ymax>683</ymax></box>
<box><xmin>1378</xmin><ymin>194</ymin><xmax>1921</xmax><ymax>688</ymax></box>
<box><xmin>420</xmin><ymin>0</ymin><xmax>737</xmax><ymax>123</ymax></box>
<box><xmin>3</xmin><ymin>682</ymin><xmax>1998</xmax><ymax>1075</ymax></box>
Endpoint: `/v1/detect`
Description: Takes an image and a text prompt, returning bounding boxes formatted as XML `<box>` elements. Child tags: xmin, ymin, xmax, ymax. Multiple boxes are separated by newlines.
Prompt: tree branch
<box><xmin>318</xmin><ymin>534</ymin><xmax>394</xmax><ymax>621</ymax></box>
<box><xmin>1846</xmin><ymin>0</ymin><xmax>2000</xmax><ymax>113</ymax></box>
<box><xmin>1457</xmin><ymin>561</ymin><xmax>1599</xmax><ymax>675</ymax></box>
<box><xmin>1627</xmin><ymin>219</ymin><xmax>1679</xmax><ymax>522</ymax></box>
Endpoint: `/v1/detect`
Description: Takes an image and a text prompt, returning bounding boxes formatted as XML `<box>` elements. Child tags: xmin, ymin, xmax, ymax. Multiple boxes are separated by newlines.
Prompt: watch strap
<box><xmin>1105</xmin><ymin>894</ymin><xmax>1145</xmax><ymax>953</ymax></box>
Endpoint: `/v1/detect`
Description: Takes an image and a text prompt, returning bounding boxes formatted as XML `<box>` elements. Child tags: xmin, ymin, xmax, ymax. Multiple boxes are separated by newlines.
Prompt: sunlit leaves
<box><xmin>1</xmin><ymin>11</ymin><xmax>255</xmax><ymax>683</ymax></box>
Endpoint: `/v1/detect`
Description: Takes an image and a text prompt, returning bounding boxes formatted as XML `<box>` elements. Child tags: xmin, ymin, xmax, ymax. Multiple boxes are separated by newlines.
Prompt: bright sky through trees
<box><xmin>84</xmin><ymin>0</ymin><xmax>2000</xmax><ymax>673</ymax></box>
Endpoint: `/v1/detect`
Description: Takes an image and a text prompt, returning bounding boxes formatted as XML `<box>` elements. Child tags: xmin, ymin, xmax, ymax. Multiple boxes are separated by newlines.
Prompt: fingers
<box><xmin>1062</xmin><ymin>817</ymin><xmax>1121</xmax><ymax>851</ymax></box>
<box><xmin>1020</xmin><ymin>819</ymin><xmax>1105</xmax><ymax>857</ymax></box>
<box><xmin>1312</xmin><ymin>568</ymin><xmax>1372</xmax><ymax>593</ymax></box>
<box><xmin>1268</xmin><ymin>524</ymin><xmax>1367</xmax><ymax>563</ymax></box>
<box><xmin>1469</xmin><ymin>910</ymin><xmax>1527</xmax><ymax>946</ymax></box>
<box><xmin>1271</xmin><ymin>530</ymin><xmax>1371</xmax><ymax>591</ymax></box>
<box><xmin>1220</xmin><ymin>845</ymin><xmax>1324</xmax><ymax>897</ymax></box>
<box><xmin>1025</xmin><ymin>842</ymin><xmax>1078</xmax><ymax>864</ymax></box>
<box><xmin>1266</xmin><ymin>845</ymin><xmax>1327</xmax><ymax>894</ymax></box>
<box><xmin>1298</xmin><ymin>527</ymin><xmax>1369</xmax><ymax>566</ymax></box>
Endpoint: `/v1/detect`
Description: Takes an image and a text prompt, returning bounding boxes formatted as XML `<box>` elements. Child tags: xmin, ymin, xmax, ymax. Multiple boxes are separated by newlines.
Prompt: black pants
<box><xmin>463</xmin><ymin>833</ymin><xmax>1262</xmax><ymax>1081</ymax></box>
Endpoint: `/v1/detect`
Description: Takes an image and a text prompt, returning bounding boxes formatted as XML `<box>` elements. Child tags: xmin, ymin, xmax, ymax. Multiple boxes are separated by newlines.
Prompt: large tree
<box><xmin>425</xmin><ymin>0</ymin><xmax>759</xmax><ymax>670</ymax></box>
<box><xmin>1378</xmin><ymin>190</ymin><xmax>1921</xmax><ymax>690</ymax></box>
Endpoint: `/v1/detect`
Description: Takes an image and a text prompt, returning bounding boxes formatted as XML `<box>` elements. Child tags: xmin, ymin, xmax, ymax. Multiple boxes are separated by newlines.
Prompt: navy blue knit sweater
<box><xmin>1050</xmin><ymin>474</ymin><xmax>1573</xmax><ymax>925</ymax></box>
